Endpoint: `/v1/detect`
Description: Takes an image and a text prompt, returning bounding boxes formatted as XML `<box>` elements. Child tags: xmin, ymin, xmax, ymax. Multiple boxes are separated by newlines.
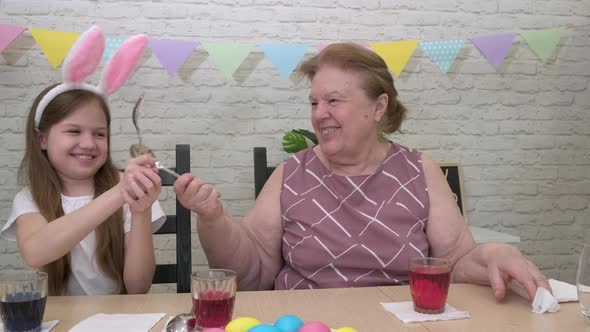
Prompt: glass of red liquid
<box><xmin>409</xmin><ymin>257</ymin><xmax>451</xmax><ymax>314</ymax></box>
<box><xmin>191</xmin><ymin>269</ymin><xmax>236</xmax><ymax>331</ymax></box>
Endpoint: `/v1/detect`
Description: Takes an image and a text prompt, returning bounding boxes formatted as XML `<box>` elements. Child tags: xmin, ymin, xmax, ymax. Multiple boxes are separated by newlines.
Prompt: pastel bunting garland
<box><xmin>0</xmin><ymin>23</ymin><xmax>568</xmax><ymax>79</ymax></box>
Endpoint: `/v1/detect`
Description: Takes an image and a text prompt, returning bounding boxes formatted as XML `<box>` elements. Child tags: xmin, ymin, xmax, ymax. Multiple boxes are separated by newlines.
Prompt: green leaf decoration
<box><xmin>282</xmin><ymin>130</ymin><xmax>308</xmax><ymax>153</ymax></box>
<box><xmin>293</xmin><ymin>129</ymin><xmax>318</xmax><ymax>144</ymax></box>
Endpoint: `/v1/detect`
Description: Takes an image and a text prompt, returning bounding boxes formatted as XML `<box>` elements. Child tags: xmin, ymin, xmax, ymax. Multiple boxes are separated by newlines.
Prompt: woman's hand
<box><xmin>482</xmin><ymin>243</ymin><xmax>551</xmax><ymax>301</ymax></box>
<box><xmin>173</xmin><ymin>173</ymin><xmax>223</xmax><ymax>221</ymax></box>
<box><xmin>121</xmin><ymin>154</ymin><xmax>162</xmax><ymax>213</ymax></box>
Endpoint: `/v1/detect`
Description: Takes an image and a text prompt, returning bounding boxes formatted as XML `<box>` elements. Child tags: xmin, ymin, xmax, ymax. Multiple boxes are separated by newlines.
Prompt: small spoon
<box><xmin>165</xmin><ymin>313</ymin><xmax>196</xmax><ymax>332</ymax></box>
<box><xmin>156</xmin><ymin>161</ymin><xmax>181</xmax><ymax>178</ymax></box>
<box><xmin>129</xmin><ymin>143</ymin><xmax>181</xmax><ymax>178</ymax></box>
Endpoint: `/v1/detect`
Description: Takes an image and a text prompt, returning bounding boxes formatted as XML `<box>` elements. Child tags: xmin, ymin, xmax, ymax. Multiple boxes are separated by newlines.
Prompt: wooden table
<box><xmin>44</xmin><ymin>284</ymin><xmax>589</xmax><ymax>331</ymax></box>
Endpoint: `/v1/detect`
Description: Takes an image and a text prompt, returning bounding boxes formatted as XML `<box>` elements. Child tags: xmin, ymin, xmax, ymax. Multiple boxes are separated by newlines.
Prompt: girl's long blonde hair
<box><xmin>19</xmin><ymin>85</ymin><xmax>126</xmax><ymax>295</ymax></box>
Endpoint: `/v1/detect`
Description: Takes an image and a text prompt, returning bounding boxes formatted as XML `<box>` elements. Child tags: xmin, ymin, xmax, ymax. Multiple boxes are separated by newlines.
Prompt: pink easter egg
<box><xmin>298</xmin><ymin>321</ymin><xmax>331</xmax><ymax>332</ymax></box>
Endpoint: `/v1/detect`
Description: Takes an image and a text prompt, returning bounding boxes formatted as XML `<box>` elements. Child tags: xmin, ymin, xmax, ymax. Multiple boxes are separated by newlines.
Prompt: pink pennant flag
<box><xmin>0</xmin><ymin>24</ymin><xmax>27</xmax><ymax>53</ymax></box>
<box><xmin>469</xmin><ymin>33</ymin><xmax>516</xmax><ymax>69</ymax></box>
<box><xmin>148</xmin><ymin>39</ymin><xmax>200</xmax><ymax>75</ymax></box>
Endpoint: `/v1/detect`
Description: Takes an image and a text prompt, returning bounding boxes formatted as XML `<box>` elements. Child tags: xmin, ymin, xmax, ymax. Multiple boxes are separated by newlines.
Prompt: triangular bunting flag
<box><xmin>258</xmin><ymin>44</ymin><xmax>310</xmax><ymax>79</ymax></box>
<box><xmin>420</xmin><ymin>39</ymin><xmax>465</xmax><ymax>73</ymax></box>
<box><xmin>103</xmin><ymin>36</ymin><xmax>126</xmax><ymax>62</ymax></box>
<box><xmin>520</xmin><ymin>28</ymin><xmax>562</xmax><ymax>63</ymax></box>
<box><xmin>29</xmin><ymin>28</ymin><xmax>79</xmax><ymax>68</ymax></box>
<box><xmin>469</xmin><ymin>33</ymin><xmax>516</xmax><ymax>69</ymax></box>
<box><xmin>202</xmin><ymin>43</ymin><xmax>254</xmax><ymax>79</ymax></box>
<box><xmin>0</xmin><ymin>24</ymin><xmax>27</xmax><ymax>53</ymax></box>
<box><xmin>149</xmin><ymin>39</ymin><xmax>201</xmax><ymax>75</ymax></box>
<box><xmin>370</xmin><ymin>40</ymin><xmax>419</xmax><ymax>77</ymax></box>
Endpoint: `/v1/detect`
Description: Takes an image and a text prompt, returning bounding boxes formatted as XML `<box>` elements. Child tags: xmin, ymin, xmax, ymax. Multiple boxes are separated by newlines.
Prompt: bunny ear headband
<box><xmin>34</xmin><ymin>25</ymin><xmax>148</xmax><ymax>128</ymax></box>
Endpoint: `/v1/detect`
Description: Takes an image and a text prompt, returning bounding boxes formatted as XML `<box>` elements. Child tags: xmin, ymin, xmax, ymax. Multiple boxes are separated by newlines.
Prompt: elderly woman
<box><xmin>174</xmin><ymin>43</ymin><xmax>549</xmax><ymax>301</ymax></box>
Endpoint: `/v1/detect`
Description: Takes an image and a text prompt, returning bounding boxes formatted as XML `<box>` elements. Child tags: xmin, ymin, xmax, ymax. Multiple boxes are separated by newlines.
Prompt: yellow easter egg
<box><xmin>335</xmin><ymin>328</ymin><xmax>358</xmax><ymax>332</ymax></box>
<box><xmin>225</xmin><ymin>317</ymin><xmax>263</xmax><ymax>332</ymax></box>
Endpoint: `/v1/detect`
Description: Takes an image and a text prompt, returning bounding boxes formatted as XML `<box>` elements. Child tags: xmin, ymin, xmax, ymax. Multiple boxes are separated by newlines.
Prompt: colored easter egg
<box><xmin>335</xmin><ymin>328</ymin><xmax>358</xmax><ymax>332</ymax></box>
<box><xmin>298</xmin><ymin>321</ymin><xmax>331</xmax><ymax>332</ymax></box>
<box><xmin>225</xmin><ymin>317</ymin><xmax>263</xmax><ymax>332</ymax></box>
<box><xmin>273</xmin><ymin>314</ymin><xmax>304</xmax><ymax>332</ymax></box>
<box><xmin>202</xmin><ymin>329</ymin><xmax>226</xmax><ymax>332</ymax></box>
<box><xmin>247</xmin><ymin>324</ymin><xmax>282</xmax><ymax>332</ymax></box>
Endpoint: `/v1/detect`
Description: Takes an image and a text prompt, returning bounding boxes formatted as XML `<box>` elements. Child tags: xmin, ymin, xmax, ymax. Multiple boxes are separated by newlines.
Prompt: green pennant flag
<box><xmin>202</xmin><ymin>43</ymin><xmax>254</xmax><ymax>79</ymax></box>
<box><xmin>520</xmin><ymin>28</ymin><xmax>562</xmax><ymax>63</ymax></box>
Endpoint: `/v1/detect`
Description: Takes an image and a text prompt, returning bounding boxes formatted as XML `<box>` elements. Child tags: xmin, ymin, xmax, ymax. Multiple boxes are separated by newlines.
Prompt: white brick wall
<box><xmin>1</xmin><ymin>0</ymin><xmax>588</xmax><ymax>291</ymax></box>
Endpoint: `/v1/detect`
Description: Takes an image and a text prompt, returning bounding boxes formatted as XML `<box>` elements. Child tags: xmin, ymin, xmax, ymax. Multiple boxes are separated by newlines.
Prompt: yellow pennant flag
<box><xmin>29</xmin><ymin>28</ymin><xmax>80</xmax><ymax>68</ymax></box>
<box><xmin>370</xmin><ymin>40</ymin><xmax>419</xmax><ymax>77</ymax></box>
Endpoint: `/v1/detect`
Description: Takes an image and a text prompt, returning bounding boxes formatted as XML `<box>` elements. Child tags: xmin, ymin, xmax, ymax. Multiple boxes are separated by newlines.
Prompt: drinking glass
<box><xmin>191</xmin><ymin>269</ymin><xmax>236</xmax><ymax>331</ymax></box>
<box><xmin>0</xmin><ymin>271</ymin><xmax>48</xmax><ymax>332</ymax></box>
<box><xmin>577</xmin><ymin>244</ymin><xmax>590</xmax><ymax>319</ymax></box>
<box><xmin>409</xmin><ymin>257</ymin><xmax>451</xmax><ymax>314</ymax></box>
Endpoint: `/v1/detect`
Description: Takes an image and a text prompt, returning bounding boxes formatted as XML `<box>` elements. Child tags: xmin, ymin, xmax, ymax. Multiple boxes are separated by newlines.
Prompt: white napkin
<box><xmin>509</xmin><ymin>278</ymin><xmax>578</xmax><ymax>314</ymax></box>
<box><xmin>0</xmin><ymin>320</ymin><xmax>58</xmax><ymax>332</ymax></box>
<box><xmin>69</xmin><ymin>313</ymin><xmax>165</xmax><ymax>332</ymax></box>
<box><xmin>532</xmin><ymin>287</ymin><xmax>560</xmax><ymax>313</ymax></box>
<box><xmin>548</xmin><ymin>279</ymin><xmax>578</xmax><ymax>302</ymax></box>
<box><xmin>381</xmin><ymin>302</ymin><xmax>470</xmax><ymax>324</ymax></box>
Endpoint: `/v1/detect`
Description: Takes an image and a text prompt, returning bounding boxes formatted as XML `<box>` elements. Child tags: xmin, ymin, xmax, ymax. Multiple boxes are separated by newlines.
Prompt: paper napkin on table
<box><xmin>69</xmin><ymin>313</ymin><xmax>165</xmax><ymax>332</ymax></box>
<box><xmin>0</xmin><ymin>320</ymin><xmax>58</xmax><ymax>332</ymax></box>
<box><xmin>509</xmin><ymin>278</ymin><xmax>578</xmax><ymax>314</ymax></box>
<box><xmin>532</xmin><ymin>287</ymin><xmax>560</xmax><ymax>313</ymax></box>
<box><xmin>548</xmin><ymin>279</ymin><xmax>578</xmax><ymax>302</ymax></box>
<box><xmin>380</xmin><ymin>302</ymin><xmax>470</xmax><ymax>323</ymax></box>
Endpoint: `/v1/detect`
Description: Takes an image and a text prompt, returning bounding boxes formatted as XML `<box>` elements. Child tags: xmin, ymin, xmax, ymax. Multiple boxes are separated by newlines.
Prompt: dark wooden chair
<box><xmin>153</xmin><ymin>144</ymin><xmax>192</xmax><ymax>293</ymax></box>
<box><xmin>253</xmin><ymin>146</ymin><xmax>466</xmax><ymax>221</ymax></box>
<box><xmin>253</xmin><ymin>147</ymin><xmax>276</xmax><ymax>198</ymax></box>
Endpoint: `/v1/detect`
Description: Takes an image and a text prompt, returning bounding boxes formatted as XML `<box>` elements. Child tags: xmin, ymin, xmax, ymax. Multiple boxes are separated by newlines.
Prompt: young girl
<box><xmin>0</xmin><ymin>85</ymin><xmax>165</xmax><ymax>296</ymax></box>
<box><xmin>1</xmin><ymin>26</ymin><xmax>166</xmax><ymax>296</ymax></box>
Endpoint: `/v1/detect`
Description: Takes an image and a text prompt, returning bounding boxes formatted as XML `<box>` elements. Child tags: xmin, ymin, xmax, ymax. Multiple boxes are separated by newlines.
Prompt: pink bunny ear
<box><xmin>99</xmin><ymin>34</ymin><xmax>148</xmax><ymax>96</ymax></box>
<box><xmin>62</xmin><ymin>25</ymin><xmax>105</xmax><ymax>84</ymax></box>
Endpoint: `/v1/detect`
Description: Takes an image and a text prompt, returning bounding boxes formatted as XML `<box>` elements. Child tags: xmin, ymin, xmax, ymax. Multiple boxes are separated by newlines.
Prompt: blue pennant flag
<box><xmin>103</xmin><ymin>36</ymin><xmax>126</xmax><ymax>62</ymax></box>
<box><xmin>420</xmin><ymin>40</ymin><xmax>465</xmax><ymax>73</ymax></box>
<box><xmin>259</xmin><ymin>44</ymin><xmax>310</xmax><ymax>79</ymax></box>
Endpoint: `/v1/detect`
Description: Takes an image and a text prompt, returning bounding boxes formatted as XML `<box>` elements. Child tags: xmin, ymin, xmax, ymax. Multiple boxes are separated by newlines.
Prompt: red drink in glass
<box><xmin>191</xmin><ymin>269</ymin><xmax>236</xmax><ymax>330</ymax></box>
<box><xmin>409</xmin><ymin>258</ymin><xmax>451</xmax><ymax>314</ymax></box>
<box><xmin>192</xmin><ymin>290</ymin><xmax>235</xmax><ymax>329</ymax></box>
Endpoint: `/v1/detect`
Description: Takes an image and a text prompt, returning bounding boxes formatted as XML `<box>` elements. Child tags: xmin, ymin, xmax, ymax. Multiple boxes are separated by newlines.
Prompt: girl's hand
<box><xmin>173</xmin><ymin>173</ymin><xmax>223</xmax><ymax>221</ymax></box>
<box><xmin>121</xmin><ymin>155</ymin><xmax>162</xmax><ymax>213</ymax></box>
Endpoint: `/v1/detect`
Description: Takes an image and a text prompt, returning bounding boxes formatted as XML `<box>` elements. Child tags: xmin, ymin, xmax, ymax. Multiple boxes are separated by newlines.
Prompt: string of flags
<box><xmin>0</xmin><ymin>23</ymin><xmax>567</xmax><ymax>79</ymax></box>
